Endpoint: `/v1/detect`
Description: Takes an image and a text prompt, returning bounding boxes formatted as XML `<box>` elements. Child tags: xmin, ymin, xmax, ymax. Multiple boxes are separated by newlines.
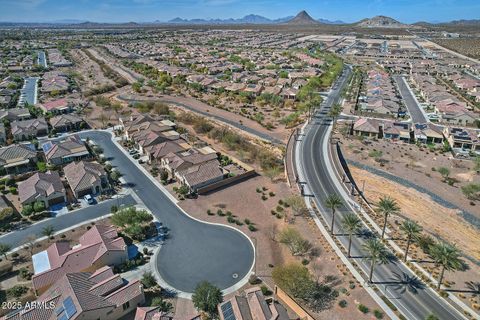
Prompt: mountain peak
<box><xmin>357</xmin><ymin>15</ymin><xmax>407</xmax><ymax>28</ymax></box>
<box><xmin>286</xmin><ymin>10</ymin><xmax>319</xmax><ymax>25</ymax></box>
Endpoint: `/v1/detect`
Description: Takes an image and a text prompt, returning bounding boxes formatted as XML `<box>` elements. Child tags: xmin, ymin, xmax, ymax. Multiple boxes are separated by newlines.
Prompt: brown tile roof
<box><xmin>18</xmin><ymin>171</ymin><xmax>64</xmax><ymax>204</ymax></box>
<box><xmin>63</xmin><ymin>161</ymin><xmax>105</xmax><ymax>194</ymax></box>
<box><xmin>43</xmin><ymin>135</ymin><xmax>89</xmax><ymax>162</ymax></box>
<box><xmin>4</xmin><ymin>266</ymin><xmax>143</xmax><ymax>320</ymax></box>
<box><xmin>0</xmin><ymin>144</ymin><xmax>37</xmax><ymax>166</ymax></box>
<box><xmin>32</xmin><ymin>225</ymin><xmax>127</xmax><ymax>292</ymax></box>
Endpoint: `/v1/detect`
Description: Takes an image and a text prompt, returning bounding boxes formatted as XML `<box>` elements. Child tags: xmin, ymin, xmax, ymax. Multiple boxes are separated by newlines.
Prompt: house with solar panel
<box><xmin>2</xmin><ymin>265</ymin><xmax>144</xmax><ymax>320</ymax></box>
<box><xmin>42</xmin><ymin>135</ymin><xmax>91</xmax><ymax>166</ymax></box>
<box><xmin>31</xmin><ymin>224</ymin><xmax>129</xmax><ymax>295</ymax></box>
<box><xmin>218</xmin><ymin>286</ymin><xmax>289</xmax><ymax>320</ymax></box>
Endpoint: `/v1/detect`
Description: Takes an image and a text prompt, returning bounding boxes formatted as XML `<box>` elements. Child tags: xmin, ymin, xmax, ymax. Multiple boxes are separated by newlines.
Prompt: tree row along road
<box><xmin>297</xmin><ymin>67</ymin><xmax>466</xmax><ymax>320</ymax></box>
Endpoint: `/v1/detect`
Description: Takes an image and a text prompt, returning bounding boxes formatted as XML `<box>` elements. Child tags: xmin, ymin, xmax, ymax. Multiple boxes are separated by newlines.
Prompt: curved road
<box><xmin>79</xmin><ymin>131</ymin><xmax>254</xmax><ymax>293</ymax></box>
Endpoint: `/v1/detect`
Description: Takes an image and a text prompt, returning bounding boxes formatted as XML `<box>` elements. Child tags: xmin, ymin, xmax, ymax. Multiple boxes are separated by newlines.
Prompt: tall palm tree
<box><xmin>399</xmin><ymin>220</ymin><xmax>422</xmax><ymax>262</ymax></box>
<box><xmin>341</xmin><ymin>213</ymin><xmax>362</xmax><ymax>257</ymax></box>
<box><xmin>429</xmin><ymin>241</ymin><xmax>463</xmax><ymax>290</ymax></box>
<box><xmin>363</xmin><ymin>238</ymin><xmax>389</xmax><ymax>283</ymax></box>
<box><xmin>325</xmin><ymin>194</ymin><xmax>343</xmax><ymax>235</ymax></box>
<box><xmin>377</xmin><ymin>196</ymin><xmax>400</xmax><ymax>239</ymax></box>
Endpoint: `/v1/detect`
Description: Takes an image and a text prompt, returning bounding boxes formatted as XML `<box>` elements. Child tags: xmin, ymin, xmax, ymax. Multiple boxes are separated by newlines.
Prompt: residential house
<box><xmin>49</xmin><ymin>113</ymin><xmax>84</xmax><ymax>132</ymax></box>
<box><xmin>38</xmin><ymin>98</ymin><xmax>73</xmax><ymax>114</ymax></box>
<box><xmin>3</xmin><ymin>266</ymin><xmax>144</xmax><ymax>320</ymax></box>
<box><xmin>42</xmin><ymin>135</ymin><xmax>90</xmax><ymax>166</ymax></box>
<box><xmin>145</xmin><ymin>140</ymin><xmax>188</xmax><ymax>164</ymax></box>
<box><xmin>413</xmin><ymin>124</ymin><xmax>444</xmax><ymax>144</ymax></box>
<box><xmin>31</xmin><ymin>224</ymin><xmax>128</xmax><ymax>294</ymax></box>
<box><xmin>177</xmin><ymin>158</ymin><xmax>224</xmax><ymax>193</ymax></box>
<box><xmin>161</xmin><ymin>147</ymin><xmax>218</xmax><ymax>178</ymax></box>
<box><xmin>444</xmin><ymin>127</ymin><xmax>480</xmax><ymax>155</ymax></box>
<box><xmin>0</xmin><ymin>143</ymin><xmax>38</xmax><ymax>174</ymax></box>
<box><xmin>63</xmin><ymin>160</ymin><xmax>108</xmax><ymax>198</ymax></box>
<box><xmin>218</xmin><ymin>286</ymin><xmax>289</xmax><ymax>320</ymax></box>
<box><xmin>11</xmin><ymin>117</ymin><xmax>49</xmax><ymax>141</ymax></box>
<box><xmin>18</xmin><ymin>171</ymin><xmax>66</xmax><ymax>207</ymax></box>
<box><xmin>352</xmin><ymin>118</ymin><xmax>380</xmax><ymax>138</ymax></box>
<box><xmin>0</xmin><ymin>107</ymin><xmax>31</xmax><ymax>122</ymax></box>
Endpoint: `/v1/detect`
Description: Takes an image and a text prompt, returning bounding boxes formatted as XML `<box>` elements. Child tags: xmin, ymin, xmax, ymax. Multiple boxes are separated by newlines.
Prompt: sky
<box><xmin>0</xmin><ymin>0</ymin><xmax>479</xmax><ymax>23</ymax></box>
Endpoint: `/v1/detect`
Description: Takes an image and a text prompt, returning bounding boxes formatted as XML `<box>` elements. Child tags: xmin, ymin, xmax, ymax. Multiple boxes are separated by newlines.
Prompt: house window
<box><xmin>122</xmin><ymin>301</ymin><xmax>130</xmax><ymax>310</ymax></box>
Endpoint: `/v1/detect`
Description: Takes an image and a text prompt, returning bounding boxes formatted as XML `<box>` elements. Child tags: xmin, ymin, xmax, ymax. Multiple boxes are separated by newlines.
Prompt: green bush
<box><xmin>248</xmin><ymin>225</ymin><xmax>257</xmax><ymax>232</ymax></box>
<box><xmin>21</xmin><ymin>204</ymin><xmax>34</xmax><ymax>216</ymax></box>
<box><xmin>339</xmin><ymin>300</ymin><xmax>347</xmax><ymax>308</ymax></box>
<box><xmin>358</xmin><ymin>304</ymin><xmax>369</xmax><ymax>314</ymax></box>
<box><xmin>6</xmin><ymin>285</ymin><xmax>28</xmax><ymax>298</ymax></box>
<box><xmin>260</xmin><ymin>285</ymin><xmax>272</xmax><ymax>296</ymax></box>
<box><xmin>374</xmin><ymin>309</ymin><xmax>384</xmax><ymax>319</ymax></box>
<box><xmin>33</xmin><ymin>201</ymin><xmax>46</xmax><ymax>213</ymax></box>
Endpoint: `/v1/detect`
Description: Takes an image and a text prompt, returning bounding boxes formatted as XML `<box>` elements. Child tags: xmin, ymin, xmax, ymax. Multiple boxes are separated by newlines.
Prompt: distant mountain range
<box><xmin>167</xmin><ymin>12</ymin><xmax>344</xmax><ymax>25</ymax></box>
<box><xmin>1</xmin><ymin>11</ymin><xmax>479</xmax><ymax>28</ymax></box>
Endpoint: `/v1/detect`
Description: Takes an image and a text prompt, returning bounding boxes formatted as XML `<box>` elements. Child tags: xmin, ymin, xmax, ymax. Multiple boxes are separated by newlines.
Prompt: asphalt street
<box><xmin>78</xmin><ymin>131</ymin><xmax>254</xmax><ymax>293</ymax></box>
<box><xmin>0</xmin><ymin>195</ymin><xmax>136</xmax><ymax>247</ymax></box>
<box><xmin>298</xmin><ymin>68</ymin><xmax>465</xmax><ymax>320</ymax></box>
<box><xmin>117</xmin><ymin>95</ymin><xmax>283</xmax><ymax>145</ymax></box>
<box><xmin>393</xmin><ymin>75</ymin><xmax>428</xmax><ymax>124</ymax></box>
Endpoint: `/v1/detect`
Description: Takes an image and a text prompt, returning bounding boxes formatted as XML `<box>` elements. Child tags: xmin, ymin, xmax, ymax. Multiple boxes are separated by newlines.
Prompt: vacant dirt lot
<box><xmin>180</xmin><ymin>175</ymin><xmax>388</xmax><ymax>319</ymax></box>
<box><xmin>69</xmin><ymin>48</ymin><xmax>116</xmax><ymax>90</ymax></box>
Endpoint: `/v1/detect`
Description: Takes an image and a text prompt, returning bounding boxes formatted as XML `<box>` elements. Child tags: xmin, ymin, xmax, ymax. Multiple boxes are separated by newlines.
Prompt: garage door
<box><xmin>48</xmin><ymin>196</ymin><xmax>65</xmax><ymax>206</ymax></box>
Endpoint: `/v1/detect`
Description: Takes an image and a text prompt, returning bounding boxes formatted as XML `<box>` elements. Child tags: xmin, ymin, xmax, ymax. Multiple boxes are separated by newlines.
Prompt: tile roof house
<box><xmin>0</xmin><ymin>143</ymin><xmax>38</xmax><ymax>174</ymax></box>
<box><xmin>145</xmin><ymin>140</ymin><xmax>188</xmax><ymax>164</ymax></box>
<box><xmin>11</xmin><ymin>117</ymin><xmax>49</xmax><ymax>141</ymax></box>
<box><xmin>31</xmin><ymin>225</ymin><xmax>128</xmax><ymax>295</ymax></box>
<box><xmin>42</xmin><ymin>135</ymin><xmax>91</xmax><ymax>166</ymax></box>
<box><xmin>177</xmin><ymin>159</ymin><xmax>224</xmax><ymax>193</ymax></box>
<box><xmin>18</xmin><ymin>171</ymin><xmax>66</xmax><ymax>207</ymax></box>
<box><xmin>0</xmin><ymin>107</ymin><xmax>31</xmax><ymax>122</ymax></box>
<box><xmin>3</xmin><ymin>266</ymin><xmax>144</xmax><ymax>320</ymax></box>
<box><xmin>49</xmin><ymin>113</ymin><xmax>84</xmax><ymax>133</ymax></box>
<box><xmin>218</xmin><ymin>286</ymin><xmax>289</xmax><ymax>320</ymax></box>
<box><xmin>160</xmin><ymin>148</ymin><xmax>218</xmax><ymax>177</ymax></box>
<box><xmin>38</xmin><ymin>98</ymin><xmax>73</xmax><ymax>114</ymax></box>
<box><xmin>64</xmin><ymin>161</ymin><xmax>108</xmax><ymax>198</ymax></box>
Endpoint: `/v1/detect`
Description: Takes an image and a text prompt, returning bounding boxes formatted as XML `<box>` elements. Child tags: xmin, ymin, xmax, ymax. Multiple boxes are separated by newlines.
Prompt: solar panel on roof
<box><xmin>220</xmin><ymin>301</ymin><xmax>236</xmax><ymax>320</ymax></box>
<box><xmin>55</xmin><ymin>306</ymin><xmax>64</xmax><ymax>316</ymax></box>
<box><xmin>63</xmin><ymin>297</ymin><xmax>77</xmax><ymax>319</ymax></box>
<box><xmin>58</xmin><ymin>314</ymin><xmax>68</xmax><ymax>320</ymax></box>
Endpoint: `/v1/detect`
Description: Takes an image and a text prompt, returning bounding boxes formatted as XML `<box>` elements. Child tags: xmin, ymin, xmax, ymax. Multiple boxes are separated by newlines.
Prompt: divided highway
<box><xmin>296</xmin><ymin>67</ymin><xmax>466</xmax><ymax>320</ymax></box>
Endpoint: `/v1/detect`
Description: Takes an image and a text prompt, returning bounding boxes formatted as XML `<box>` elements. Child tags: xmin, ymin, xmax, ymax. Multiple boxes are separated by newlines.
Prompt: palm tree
<box><xmin>363</xmin><ymin>238</ymin><xmax>389</xmax><ymax>283</ymax></box>
<box><xmin>399</xmin><ymin>220</ymin><xmax>422</xmax><ymax>262</ymax></box>
<box><xmin>325</xmin><ymin>194</ymin><xmax>343</xmax><ymax>235</ymax></box>
<box><xmin>377</xmin><ymin>196</ymin><xmax>400</xmax><ymax>239</ymax></box>
<box><xmin>429</xmin><ymin>241</ymin><xmax>463</xmax><ymax>290</ymax></box>
<box><xmin>0</xmin><ymin>243</ymin><xmax>11</xmax><ymax>260</ymax></box>
<box><xmin>341</xmin><ymin>213</ymin><xmax>362</xmax><ymax>257</ymax></box>
<box><xmin>41</xmin><ymin>225</ymin><xmax>55</xmax><ymax>241</ymax></box>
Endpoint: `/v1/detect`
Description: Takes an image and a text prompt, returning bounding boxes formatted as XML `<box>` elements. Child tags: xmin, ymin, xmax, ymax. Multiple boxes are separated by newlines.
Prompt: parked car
<box><xmin>84</xmin><ymin>194</ymin><xmax>94</xmax><ymax>204</ymax></box>
<box><xmin>129</xmin><ymin>149</ymin><xmax>138</xmax><ymax>155</ymax></box>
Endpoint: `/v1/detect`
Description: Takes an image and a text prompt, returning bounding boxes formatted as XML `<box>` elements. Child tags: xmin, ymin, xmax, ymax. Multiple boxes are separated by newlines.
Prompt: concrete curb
<box><xmin>294</xmin><ymin>124</ymin><xmax>400</xmax><ymax>320</ymax></box>
<box><xmin>102</xmin><ymin>130</ymin><xmax>256</xmax><ymax>298</ymax></box>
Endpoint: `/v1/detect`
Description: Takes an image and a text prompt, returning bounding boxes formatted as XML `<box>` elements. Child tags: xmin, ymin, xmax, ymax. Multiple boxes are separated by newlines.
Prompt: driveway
<box><xmin>79</xmin><ymin>131</ymin><xmax>254</xmax><ymax>293</ymax></box>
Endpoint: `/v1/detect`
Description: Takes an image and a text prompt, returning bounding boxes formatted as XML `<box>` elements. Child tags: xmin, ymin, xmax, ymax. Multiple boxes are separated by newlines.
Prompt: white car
<box><xmin>84</xmin><ymin>194</ymin><xmax>94</xmax><ymax>204</ymax></box>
